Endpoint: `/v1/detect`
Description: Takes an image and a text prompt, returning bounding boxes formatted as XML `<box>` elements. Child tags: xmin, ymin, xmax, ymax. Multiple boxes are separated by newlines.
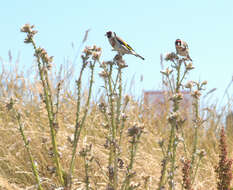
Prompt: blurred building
<box><xmin>143</xmin><ymin>91</ymin><xmax>192</xmax><ymax>115</ymax></box>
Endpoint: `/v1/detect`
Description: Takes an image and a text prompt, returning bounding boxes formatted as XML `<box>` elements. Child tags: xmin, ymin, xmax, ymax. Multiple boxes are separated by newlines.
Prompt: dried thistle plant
<box><xmin>21</xmin><ymin>23</ymin><xmax>64</xmax><ymax>186</ymax></box>
<box><xmin>215</xmin><ymin>127</ymin><xmax>233</xmax><ymax>190</ymax></box>
<box><xmin>99</xmin><ymin>54</ymin><xmax>143</xmax><ymax>190</ymax></box>
<box><xmin>68</xmin><ymin>45</ymin><xmax>100</xmax><ymax>188</ymax></box>
<box><xmin>158</xmin><ymin>43</ymin><xmax>207</xmax><ymax>190</ymax></box>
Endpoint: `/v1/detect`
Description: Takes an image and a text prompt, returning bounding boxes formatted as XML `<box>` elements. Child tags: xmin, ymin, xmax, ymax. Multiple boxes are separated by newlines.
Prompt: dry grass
<box><xmin>0</xmin><ymin>26</ymin><xmax>232</xmax><ymax>190</ymax></box>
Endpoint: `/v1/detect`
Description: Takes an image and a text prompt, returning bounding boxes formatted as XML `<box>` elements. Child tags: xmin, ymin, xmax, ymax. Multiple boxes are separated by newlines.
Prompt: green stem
<box><xmin>107</xmin><ymin>64</ymin><xmax>118</xmax><ymax>189</ymax></box>
<box><xmin>31</xmin><ymin>40</ymin><xmax>64</xmax><ymax>185</ymax></box>
<box><xmin>122</xmin><ymin>131</ymin><xmax>142</xmax><ymax>190</ymax></box>
<box><xmin>15</xmin><ymin>111</ymin><xmax>44</xmax><ymax>190</ymax></box>
<box><xmin>116</xmin><ymin>67</ymin><xmax>122</xmax><ymax>130</ymax></box>
<box><xmin>180</xmin><ymin>126</ymin><xmax>188</xmax><ymax>158</ymax></box>
<box><xmin>169</xmin><ymin>63</ymin><xmax>182</xmax><ymax>190</ymax></box>
<box><xmin>192</xmin><ymin>155</ymin><xmax>202</xmax><ymax>185</ymax></box>
<box><xmin>84</xmin><ymin>157</ymin><xmax>90</xmax><ymax>190</ymax></box>
<box><xmin>191</xmin><ymin>98</ymin><xmax>199</xmax><ymax>185</ymax></box>
<box><xmin>69</xmin><ymin>61</ymin><xmax>96</xmax><ymax>179</ymax></box>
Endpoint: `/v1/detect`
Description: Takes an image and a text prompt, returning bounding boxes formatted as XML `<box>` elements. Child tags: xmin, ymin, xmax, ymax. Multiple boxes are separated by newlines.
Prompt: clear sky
<box><xmin>0</xmin><ymin>0</ymin><xmax>233</xmax><ymax>107</ymax></box>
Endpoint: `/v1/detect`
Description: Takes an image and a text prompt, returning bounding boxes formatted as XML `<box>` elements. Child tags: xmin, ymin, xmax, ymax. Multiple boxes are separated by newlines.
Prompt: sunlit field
<box><xmin>0</xmin><ymin>24</ymin><xmax>232</xmax><ymax>190</ymax></box>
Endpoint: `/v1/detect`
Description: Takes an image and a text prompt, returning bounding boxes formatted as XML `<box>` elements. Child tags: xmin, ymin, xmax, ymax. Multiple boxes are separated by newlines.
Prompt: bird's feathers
<box><xmin>106</xmin><ymin>31</ymin><xmax>144</xmax><ymax>60</ymax></box>
<box><xmin>115</xmin><ymin>36</ymin><xmax>134</xmax><ymax>51</ymax></box>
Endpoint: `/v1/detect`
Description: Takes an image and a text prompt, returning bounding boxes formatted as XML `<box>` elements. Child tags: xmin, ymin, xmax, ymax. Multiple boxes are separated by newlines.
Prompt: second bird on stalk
<box><xmin>175</xmin><ymin>39</ymin><xmax>192</xmax><ymax>61</ymax></box>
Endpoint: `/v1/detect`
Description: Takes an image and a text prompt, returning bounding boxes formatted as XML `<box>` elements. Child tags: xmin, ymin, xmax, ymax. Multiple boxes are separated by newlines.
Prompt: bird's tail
<box><xmin>134</xmin><ymin>53</ymin><xmax>145</xmax><ymax>60</ymax></box>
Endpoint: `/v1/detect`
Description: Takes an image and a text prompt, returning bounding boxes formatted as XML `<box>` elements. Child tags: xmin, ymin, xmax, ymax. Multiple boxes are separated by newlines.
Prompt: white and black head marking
<box><xmin>106</xmin><ymin>31</ymin><xmax>112</xmax><ymax>38</ymax></box>
<box><xmin>175</xmin><ymin>39</ymin><xmax>181</xmax><ymax>46</ymax></box>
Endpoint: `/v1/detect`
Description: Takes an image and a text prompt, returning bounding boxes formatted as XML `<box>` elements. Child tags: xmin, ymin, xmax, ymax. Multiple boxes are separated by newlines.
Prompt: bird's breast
<box><xmin>109</xmin><ymin>38</ymin><xmax>116</xmax><ymax>47</ymax></box>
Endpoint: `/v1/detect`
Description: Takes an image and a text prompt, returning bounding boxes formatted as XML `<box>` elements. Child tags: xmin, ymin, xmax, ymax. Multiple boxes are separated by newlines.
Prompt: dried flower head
<box><xmin>35</xmin><ymin>47</ymin><xmax>53</xmax><ymax>66</ymax></box>
<box><xmin>83</xmin><ymin>46</ymin><xmax>92</xmax><ymax>56</ymax></box>
<box><xmin>114</xmin><ymin>54</ymin><xmax>123</xmax><ymax>62</ymax></box>
<box><xmin>124</xmin><ymin>94</ymin><xmax>130</xmax><ymax>105</ymax></box>
<box><xmin>191</xmin><ymin>90</ymin><xmax>201</xmax><ymax>99</ymax></box>
<box><xmin>117</xmin><ymin>60</ymin><xmax>128</xmax><ymax>68</ymax></box>
<box><xmin>118</xmin><ymin>158</ymin><xmax>124</xmax><ymax>169</ymax></box>
<box><xmin>92</xmin><ymin>51</ymin><xmax>101</xmax><ymax>61</ymax></box>
<box><xmin>184</xmin><ymin>62</ymin><xmax>195</xmax><ymax>70</ymax></box>
<box><xmin>20</xmin><ymin>24</ymin><xmax>35</xmax><ymax>33</ymax></box>
<box><xmin>201</xmin><ymin>80</ymin><xmax>208</xmax><ymax>88</ymax></box>
<box><xmin>21</xmin><ymin>24</ymin><xmax>38</xmax><ymax>44</ymax></box>
<box><xmin>170</xmin><ymin>92</ymin><xmax>183</xmax><ymax>102</ymax></box>
<box><xmin>99</xmin><ymin>70</ymin><xmax>109</xmax><ymax>78</ymax></box>
<box><xmin>165</xmin><ymin>52</ymin><xmax>179</xmax><ymax>61</ymax></box>
<box><xmin>127</xmin><ymin>123</ymin><xmax>143</xmax><ymax>137</ymax></box>
<box><xmin>160</xmin><ymin>67</ymin><xmax>173</xmax><ymax>77</ymax></box>
<box><xmin>167</xmin><ymin>111</ymin><xmax>181</xmax><ymax>123</ymax></box>
<box><xmin>185</xmin><ymin>81</ymin><xmax>194</xmax><ymax>89</ymax></box>
<box><xmin>6</xmin><ymin>98</ymin><xmax>14</xmax><ymax>111</ymax></box>
<box><xmin>98</xmin><ymin>102</ymin><xmax>107</xmax><ymax>113</ymax></box>
<box><xmin>83</xmin><ymin>45</ymin><xmax>102</xmax><ymax>61</ymax></box>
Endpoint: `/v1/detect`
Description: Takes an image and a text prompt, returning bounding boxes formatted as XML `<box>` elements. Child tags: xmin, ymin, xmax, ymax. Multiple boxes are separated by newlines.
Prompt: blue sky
<box><xmin>0</xmin><ymin>0</ymin><xmax>232</xmax><ymax>107</ymax></box>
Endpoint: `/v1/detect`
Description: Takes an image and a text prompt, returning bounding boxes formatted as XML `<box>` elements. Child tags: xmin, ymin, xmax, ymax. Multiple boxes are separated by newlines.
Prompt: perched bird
<box><xmin>175</xmin><ymin>39</ymin><xmax>192</xmax><ymax>61</ymax></box>
<box><xmin>105</xmin><ymin>31</ymin><xmax>145</xmax><ymax>60</ymax></box>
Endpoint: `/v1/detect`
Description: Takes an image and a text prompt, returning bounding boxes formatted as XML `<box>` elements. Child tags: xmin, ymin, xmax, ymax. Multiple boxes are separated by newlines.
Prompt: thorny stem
<box><xmin>192</xmin><ymin>153</ymin><xmax>202</xmax><ymax>185</ymax></box>
<box><xmin>69</xmin><ymin>59</ymin><xmax>87</xmax><ymax>177</ymax></box>
<box><xmin>69</xmin><ymin>61</ymin><xmax>96</xmax><ymax>184</ymax></box>
<box><xmin>116</xmin><ymin>67</ymin><xmax>122</xmax><ymax>129</ymax></box>
<box><xmin>121</xmin><ymin>132</ymin><xmax>142</xmax><ymax>190</ymax></box>
<box><xmin>179</xmin><ymin>69</ymin><xmax>188</xmax><ymax>87</ymax></box>
<box><xmin>14</xmin><ymin>110</ymin><xmax>44</xmax><ymax>190</ymax></box>
<box><xmin>169</xmin><ymin>63</ymin><xmax>182</xmax><ymax>190</ymax></box>
<box><xmin>191</xmin><ymin>97</ymin><xmax>199</xmax><ymax>185</ymax></box>
<box><xmin>112</xmin><ymin>66</ymin><xmax>121</xmax><ymax>94</ymax></box>
<box><xmin>107</xmin><ymin>63</ymin><xmax>118</xmax><ymax>189</ymax></box>
<box><xmin>158</xmin><ymin>61</ymin><xmax>184</xmax><ymax>190</ymax></box>
<box><xmin>191</xmin><ymin>98</ymin><xmax>199</xmax><ymax>167</ymax></box>
<box><xmin>84</xmin><ymin>157</ymin><xmax>90</xmax><ymax>190</ymax></box>
<box><xmin>180</xmin><ymin>126</ymin><xmax>188</xmax><ymax>158</ymax></box>
<box><xmin>54</xmin><ymin>81</ymin><xmax>62</xmax><ymax>124</ymax></box>
<box><xmin>119</xmin><ymin>103</ymin><xmax>127</xmax><ymax>147</ymax></box>
<box><xmin>166</xmin><ymin>75</ymin><xmax>175</xmax><ymax>94</ymax></box>
<box><xmin>31</xmin><ymin>40</ymin><xmax>64</xmax><ymax>186</ymax></box>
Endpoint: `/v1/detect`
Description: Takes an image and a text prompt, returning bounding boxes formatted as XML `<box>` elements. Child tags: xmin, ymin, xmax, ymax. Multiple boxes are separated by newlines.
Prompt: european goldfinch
<box><xmin>105</xmin><ymin>31</ymin><xmax>145</xmax><ymax>60</ymax></box>
<box><xmin>175</xmin><ymin>39</ymin><xmax>192</xmax><ymax>61</ymax></box>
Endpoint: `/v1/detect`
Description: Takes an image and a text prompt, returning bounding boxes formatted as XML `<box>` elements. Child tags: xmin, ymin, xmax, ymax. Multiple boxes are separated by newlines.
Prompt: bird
<box><xmin>105</xmin><ymin>31</ymin><xmax>145</xmax><ymax>60</ymax></box>
<box><xmin>175</xmin><ymin>39</ymin><xmax>192</xmax><ymax>61</ymax></box>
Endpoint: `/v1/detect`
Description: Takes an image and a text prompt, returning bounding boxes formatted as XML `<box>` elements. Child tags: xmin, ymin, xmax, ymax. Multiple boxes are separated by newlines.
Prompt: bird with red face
<box><xmin>175</xmin><ymin>39</ymin><xmax>192</xmax><ymax>61</ymax></box>
<box><xmin>105</xmin><ymin>31</ymin><xmax>145</xmax><ymax>60</ymax></box>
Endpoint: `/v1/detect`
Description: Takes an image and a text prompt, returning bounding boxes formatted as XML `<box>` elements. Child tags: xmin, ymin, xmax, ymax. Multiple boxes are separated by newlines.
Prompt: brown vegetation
<box><xmin>0</xmin><ymin>24</ymin><xmax>232</xmax><ymax>190</ymax></box>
